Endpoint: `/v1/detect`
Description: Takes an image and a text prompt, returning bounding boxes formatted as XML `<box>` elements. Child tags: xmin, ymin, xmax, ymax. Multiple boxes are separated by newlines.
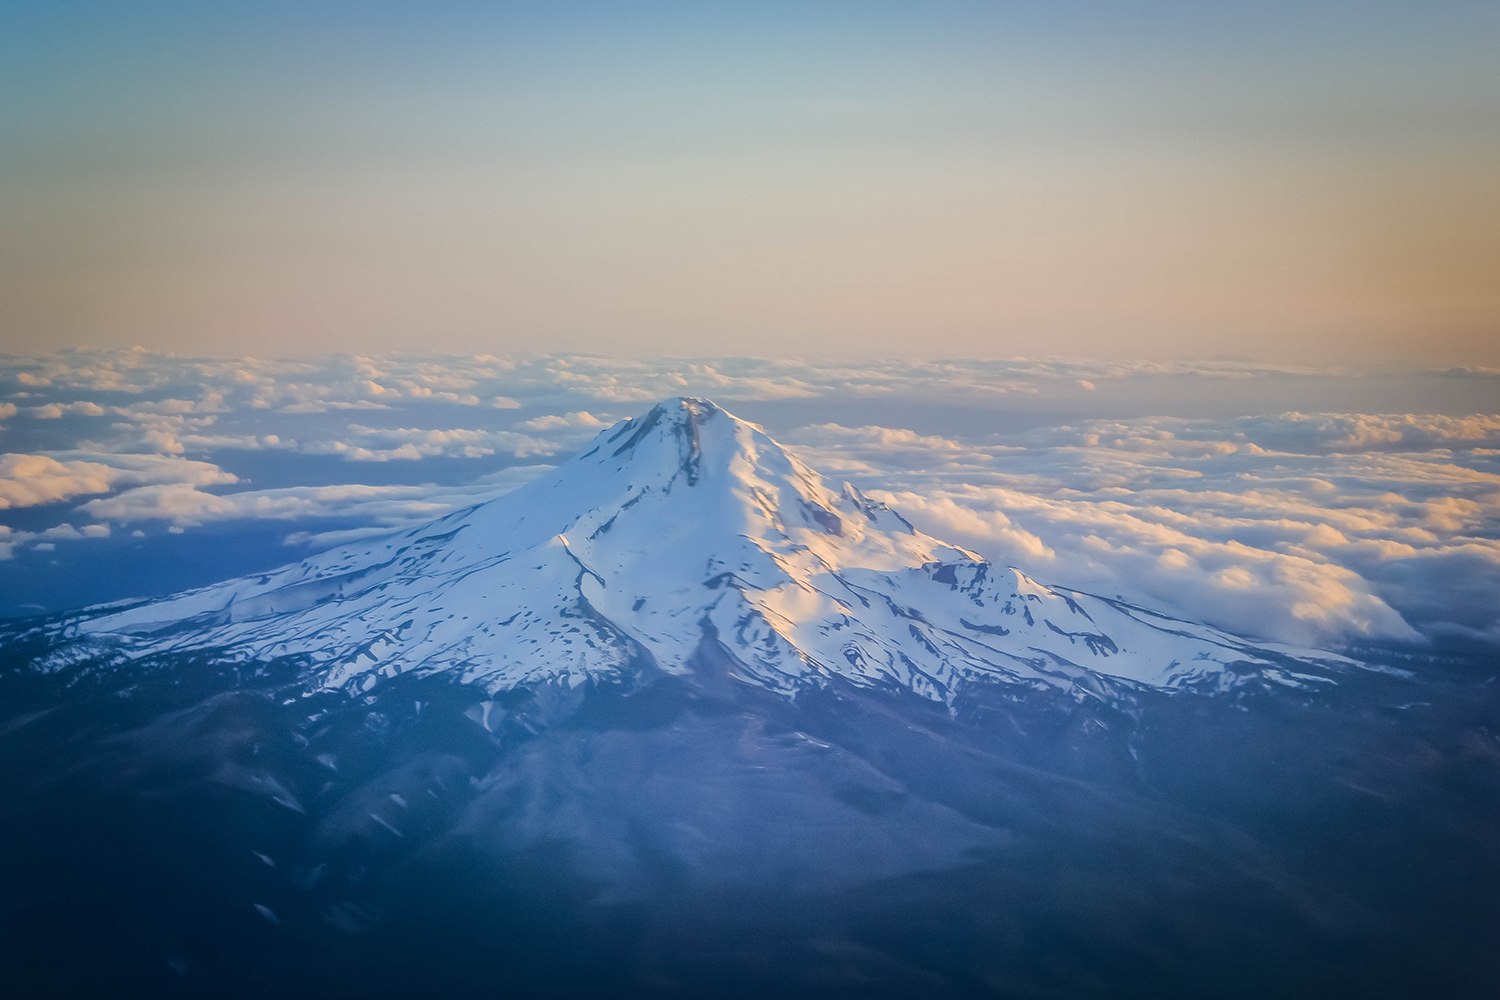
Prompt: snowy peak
<box><xmin>513</xmin><ymin>395</ymin><xmax>972</xmax><ymax>581</ymax></box>
<box><xmin>593</xmin><ymin>395</ymin><xmax>715</xmax><ymax>485</ymax></box>
<box><xmin>61</xmin><ymin>398</ymin><xmax>1343</xmax><ymax>700</ymax></box>
<box><xmin>567</xmin><ymin>395</ymin><xmax>842</xmax><ymax>514</ymax></box>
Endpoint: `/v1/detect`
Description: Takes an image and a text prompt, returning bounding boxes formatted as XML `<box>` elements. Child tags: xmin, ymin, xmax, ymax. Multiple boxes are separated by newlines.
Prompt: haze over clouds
<box><xmin>3</xmin><ymin>2</ymin><xmax>1498</xmax><ymax>363</ymax></box>
<box><xmin>2</xmin><ymin>350</ymin><xmax>1497</xmax><ymax>654</ymax></box>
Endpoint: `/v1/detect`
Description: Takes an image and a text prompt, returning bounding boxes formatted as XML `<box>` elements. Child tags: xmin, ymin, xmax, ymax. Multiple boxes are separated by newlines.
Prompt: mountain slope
<box><xmin>51</xmin><ymin>397</ymin><xmax>1342</xmax><ymax>698</ymax></box>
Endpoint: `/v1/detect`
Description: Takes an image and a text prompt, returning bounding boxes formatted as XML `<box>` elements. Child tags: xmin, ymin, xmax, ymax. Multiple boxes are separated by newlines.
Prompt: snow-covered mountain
<box><xmin>5</xmin><ymin>399</ymin><xmax>1493</xmax><ymax>1000</ymax></box>
<box><xmin>52</xmin><ymin>397</ymin><xmax>1341</xmax><ymax>698</ymax></box>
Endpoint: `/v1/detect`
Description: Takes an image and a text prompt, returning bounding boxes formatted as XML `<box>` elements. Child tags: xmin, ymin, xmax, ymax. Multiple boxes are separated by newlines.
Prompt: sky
<box><xmin>3</xmin><ymin>1</ymin><xmax>1498</xmax><ymax>363</ymax></box>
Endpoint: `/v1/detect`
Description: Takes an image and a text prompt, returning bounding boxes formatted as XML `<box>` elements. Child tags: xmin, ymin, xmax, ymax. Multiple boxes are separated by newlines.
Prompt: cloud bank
<box><xmin>3</xmin><ymin>349</ymin><xmax>1496</xmax><ymax>651</ymax></box>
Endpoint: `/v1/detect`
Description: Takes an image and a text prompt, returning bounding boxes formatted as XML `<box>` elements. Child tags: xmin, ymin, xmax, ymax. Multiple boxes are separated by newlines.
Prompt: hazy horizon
<box><xmin>4</xmin><ymin>1</ymin><xmax>1498</xmax><ymax>364</ymax></box>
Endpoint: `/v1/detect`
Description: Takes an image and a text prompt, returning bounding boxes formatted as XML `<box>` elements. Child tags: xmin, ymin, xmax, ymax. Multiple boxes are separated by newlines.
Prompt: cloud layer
<box><xmin>3</xmin><ymin>349</ymin><xmax>1497</xmax><ymax>651</ymax></box>
<box><xmin>788</xmin><ymin>412</ymin><xmax>1500</xmax><ymax>648</ymax></box>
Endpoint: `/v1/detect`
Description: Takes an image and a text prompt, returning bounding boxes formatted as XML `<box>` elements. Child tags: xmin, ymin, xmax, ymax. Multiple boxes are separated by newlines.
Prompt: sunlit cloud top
<box><xmin>3</xmin><ymin>1</ymin><xmax>1498</xmax><ymax>362</ymax></box>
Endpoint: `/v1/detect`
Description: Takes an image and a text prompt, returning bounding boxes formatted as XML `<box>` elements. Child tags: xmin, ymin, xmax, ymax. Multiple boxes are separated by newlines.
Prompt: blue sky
<box><xmin>3</xmin><ymin>1</ymin><xmax>1498</xmax><ymax>360</ymax></box>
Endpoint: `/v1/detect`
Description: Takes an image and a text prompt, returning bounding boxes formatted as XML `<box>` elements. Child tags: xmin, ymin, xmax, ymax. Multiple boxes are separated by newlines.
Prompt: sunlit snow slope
<box><xmin>64</xmin><ymin>398</ymin><xmax>1340</xmax><ymax>697</ymax></box>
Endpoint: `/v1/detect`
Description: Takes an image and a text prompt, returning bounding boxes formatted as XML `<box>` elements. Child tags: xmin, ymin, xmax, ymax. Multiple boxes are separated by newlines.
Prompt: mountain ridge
<box><xmin>39</xmin><ymin>397</ymin><xmax>1344</xmax><ymax>699</ymax></box>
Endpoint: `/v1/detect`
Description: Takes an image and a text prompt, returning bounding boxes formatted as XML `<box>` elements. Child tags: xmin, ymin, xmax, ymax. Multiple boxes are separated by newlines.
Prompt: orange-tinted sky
<box><xmin>3</xmin><ymin>1</ymin><xmax>1497</xmax><ymax>363</ymax></box>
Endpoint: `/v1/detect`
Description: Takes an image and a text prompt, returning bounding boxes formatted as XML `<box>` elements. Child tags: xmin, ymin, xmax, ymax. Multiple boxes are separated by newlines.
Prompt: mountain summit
<box><xmin>62</xmin><ymin>397</ymin><xmax>1336</xmax><ymax>698</ymax></box>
